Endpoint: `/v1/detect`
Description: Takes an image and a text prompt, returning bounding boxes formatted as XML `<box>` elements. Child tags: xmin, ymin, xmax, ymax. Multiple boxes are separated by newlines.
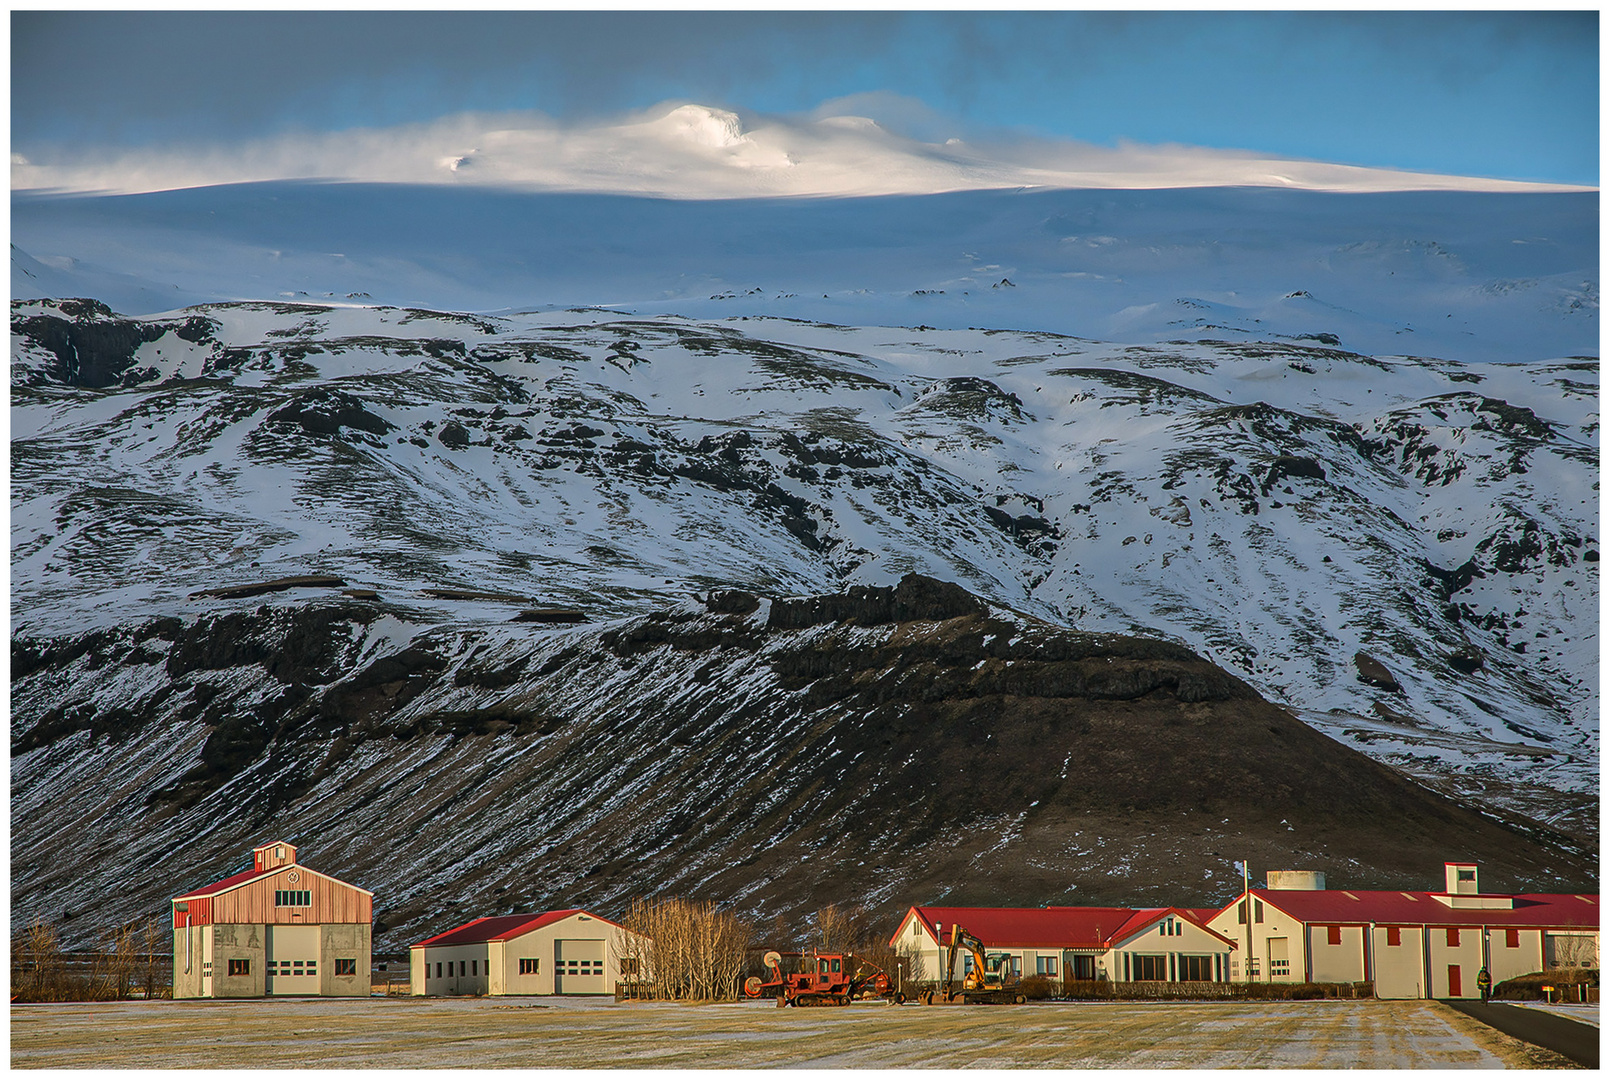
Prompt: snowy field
<box><xmin>9</xmin><ymin>996</ymin><xmax>1568</xmax><ymax>1069</ymax></box>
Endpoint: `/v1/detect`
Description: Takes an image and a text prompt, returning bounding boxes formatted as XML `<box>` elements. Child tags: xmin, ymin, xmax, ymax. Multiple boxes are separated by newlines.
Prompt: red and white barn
<box><xmin>171</xmin><ymin>840</ymin><xmax>373</xmax><ymax>998</ymax></box>
<box><xmin>1206</xmin><ymin>863</ymin><xmax>1599</xmax><ymax>998</ymax></box>
<box><xmin>411</xmin><ymin>909</ymin><xmax>648</xmax><ymax>997</ymax></box>
<box><xmin>890</xmin><ymin>905</ymin><xmax>1238</xmax><ymax>985</ymax></box>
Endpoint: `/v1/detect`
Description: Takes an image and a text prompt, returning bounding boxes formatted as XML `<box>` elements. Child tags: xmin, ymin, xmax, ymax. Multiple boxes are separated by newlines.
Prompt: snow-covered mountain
<box><xmin>11</xmin><ymin>185</ymin><xmax>1597</xmax><ymax>364</ymax></box>
<box><xmin>11</xmin><ymin>295</ymin><xmax>1597</xmax><ymax>844</ymax></box>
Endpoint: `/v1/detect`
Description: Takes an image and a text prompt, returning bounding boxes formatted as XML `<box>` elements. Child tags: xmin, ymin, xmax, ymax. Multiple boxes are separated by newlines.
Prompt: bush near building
<box><xmin>1494</xmin><ymin>970</ymin><xmax>1599</xmax><ymax>1002</ymax></box>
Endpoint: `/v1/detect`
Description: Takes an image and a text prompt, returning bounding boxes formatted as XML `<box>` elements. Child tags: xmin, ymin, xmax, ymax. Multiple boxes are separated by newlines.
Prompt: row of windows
<box><xmin>218</xmin><ymin>957</ymin><xmax>358</xmax><ymax>977</ymax></box>
<box><xmin>274</xmin><ymin>890</ymin><xmax>311</xmax><ymax>907</ymax></box>
<box><xmin>563</xmin><ymin>959</ymin><xmax>603</xmax><ymax>976</ymax></box>
<box><xmin>1158</xmin><ymin>918</ymin><xmax>1184</xmax><ymax>937</ymax></box>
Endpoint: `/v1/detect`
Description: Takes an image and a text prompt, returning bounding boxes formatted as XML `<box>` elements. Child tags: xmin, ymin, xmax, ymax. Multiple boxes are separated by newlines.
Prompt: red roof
<box><xmin>896</xmin><ymin>905</ymin><xmax>1235</xmax><ymax>950</ymax></box>
<box><xmin>412</xmin><ymin>909</ymin><xmax>625</xmax><ymax>949</ymax></box>
<box><xmin>1243</xmin><ymin>890</ymin><xmax>1599</xmax><ymax>929</ymax></box>
<box><xmin>173</xmin><ymin>866</ymin><xmax>275</xmax><ymax>900</ymax></box>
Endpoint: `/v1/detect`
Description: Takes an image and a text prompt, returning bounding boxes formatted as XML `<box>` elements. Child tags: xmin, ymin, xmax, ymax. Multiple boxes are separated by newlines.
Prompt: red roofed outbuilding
<box><xmin>171</xmin><ymin>840</ymin><xmax>373</xmax><ymax>999</ymax></box>
<box><xmin>410</xmin><ymin>909</ymin><xmax>649</xmax><ymax>996</ymax></box>
<box><xmin>891</xmin><ymin>904</ymin><xmax>1238</xmax><ymax>985</ymax></box>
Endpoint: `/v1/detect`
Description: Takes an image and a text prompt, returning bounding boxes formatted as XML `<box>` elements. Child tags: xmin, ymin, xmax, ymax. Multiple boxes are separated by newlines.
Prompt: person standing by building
<box><xmin>1476</xmin><ymin>966</ymin><xmax>1492</xmax><ymax>1002</ymax></box>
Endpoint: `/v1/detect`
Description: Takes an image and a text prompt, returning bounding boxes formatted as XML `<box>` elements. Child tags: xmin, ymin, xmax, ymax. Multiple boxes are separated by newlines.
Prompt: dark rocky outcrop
<box><xmin>1353</xmin><ymin>651</ymin><xmax>1402</xmax><ymax>692</ymax></box>
<box><xmin>266</xmin><ymin>389</ymin><xmax>393</xmax><ymax>439</ymax></box>
<box><xmin>9</xmin><ymin>578</ymin><xmax>1594</xmax><ymax>952</ymax></box>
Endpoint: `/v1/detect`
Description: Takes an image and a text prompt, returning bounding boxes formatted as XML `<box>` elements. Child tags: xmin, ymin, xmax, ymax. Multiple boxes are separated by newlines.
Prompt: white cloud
<box><xmin>10</xmin><ymin>102</ymin><xmax>1591</xmax><ymax>197</ymax></box>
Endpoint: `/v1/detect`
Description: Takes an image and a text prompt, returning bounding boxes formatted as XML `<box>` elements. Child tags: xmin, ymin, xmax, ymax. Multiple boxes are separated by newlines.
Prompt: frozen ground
<box><xmin>1507</xmin><ymin>1001</ymin><xmax>1598</xmax><ymax>1028</ymax></box>
<box><xmin>9</xmin><ymin>997</ymin><xmax>1560</xmax><ymax>1069</ymax></box>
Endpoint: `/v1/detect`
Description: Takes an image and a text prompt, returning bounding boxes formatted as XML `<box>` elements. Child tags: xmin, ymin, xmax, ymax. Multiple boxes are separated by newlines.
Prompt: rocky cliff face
<box><xmin>11</xmin><ymin>576</ymin><xmax>1591</xmax><ymax>951</ymax></box>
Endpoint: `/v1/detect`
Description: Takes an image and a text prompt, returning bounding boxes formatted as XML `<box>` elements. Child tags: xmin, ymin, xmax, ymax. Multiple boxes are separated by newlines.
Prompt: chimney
<box><xmin>1445</xmin><ymin>862</ymin><xmax>1478</xmax><ymax>895</ymax></box>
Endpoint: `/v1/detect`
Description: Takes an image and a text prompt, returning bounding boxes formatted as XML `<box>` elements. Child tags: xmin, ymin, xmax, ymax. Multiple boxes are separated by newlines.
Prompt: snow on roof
<box><xmin>1249</xmin><ymin>890</ymin><xmax>1599</xmax><ymax>928</ymax></box>
<box><xmin>411</xmin><ymin>909</ymin><xmax>626</xmax><ymax>949</ymax></box>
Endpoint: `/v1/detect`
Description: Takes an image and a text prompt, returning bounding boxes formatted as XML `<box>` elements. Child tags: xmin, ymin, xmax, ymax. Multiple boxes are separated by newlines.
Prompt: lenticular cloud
<box><xmin>11</xmin><ymin>102</ymin><xmax>1587</xmax><ymax>198</ymax></box>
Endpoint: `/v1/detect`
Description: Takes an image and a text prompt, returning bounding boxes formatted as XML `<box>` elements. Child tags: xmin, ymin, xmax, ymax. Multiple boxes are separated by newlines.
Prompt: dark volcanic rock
<box><xmin>266</xmin><ymin>389</ymin><xmax>394</xmax><ymax>438</ymax></box>
<box><xmin>8</xmin><ymin>579</ymin><xmax>1594</xmax><ymax>951</ymax></box>
<box><xmin>1353</xmin><ymin>651</ymin><xmax>1402</xmax><ymax>691</ymax></box>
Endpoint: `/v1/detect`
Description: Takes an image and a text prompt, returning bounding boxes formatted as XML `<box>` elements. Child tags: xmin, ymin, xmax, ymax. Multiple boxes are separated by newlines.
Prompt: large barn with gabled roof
<box><xmin>171</xmin><ymin>840</ymin><xmax>373</xmax><ymax>998</ymax></box>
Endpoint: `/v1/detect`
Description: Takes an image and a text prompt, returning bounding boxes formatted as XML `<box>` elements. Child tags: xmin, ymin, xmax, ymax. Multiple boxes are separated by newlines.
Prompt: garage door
<box><xmin>554</xmin><ymin>939</ymin><xmax>607</xmax><ymax>995</ymax></box>
<box><xmin>267</xmin><ymin>924</ymin><xmax>321</xmax><ymax>996</ymax></box>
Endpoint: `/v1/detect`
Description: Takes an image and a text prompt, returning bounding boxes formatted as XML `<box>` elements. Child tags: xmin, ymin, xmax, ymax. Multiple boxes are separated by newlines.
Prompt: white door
<box><xmin>267</xmin><ymin>924</ymin><xmax>322</xmax><ymax>995</ymax></box>
<box><xmin>554</xmin><ymin>939</ymin><xmax>607</xmax><ymax>995</ymax></box>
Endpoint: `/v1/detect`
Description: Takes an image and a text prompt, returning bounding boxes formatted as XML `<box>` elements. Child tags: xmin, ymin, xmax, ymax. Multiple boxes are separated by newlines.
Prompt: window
<box><xmin>1270</xmin><ymin>959</ymin><xmax>1290</xmax><ymax>977</ymax></box>
<box><xmin>1457</xmin><ymin>868</ymin><xmax>1475</xmax><ymax>883</ymax></box>
<box><xmin>228</xmin><ymin>959</ymin><xmax>250</xmax><ymax>976</ymax></box>
<box><xmin>1505</xmin><ymin>929</ymin><xmax>1519</xmax><ymax>949</ymax></box>
<box><xmin>335</xmin><ymin>959</ymin><xmax>357</xmax><ymax>976</ymax></box>
<box><xmin>912</xmin><ymin>923</ymin><xmax>921</xmax><ymax>938</ymax></box>
<box><xmin>1387</xmin><ymin>927</ymin><xmax>1401</xmax><ymax>947</ymax></box>
<box><xmin>1327</xmin><ymin>925</ymin><xmax>1342</xmax><ymax>946</ymax></box>
<box><xmin>1178</xmin><ymin>955</ymin><xmax>1213</xmax><ymax>981</ymax></box>
<box><xmin>520</xmin><ymin>958</ymin><xmax>540</xmax><ymax>975</ymax></box>
<box><xmin>472</xmin><ymin>961</ymin><xmax>478</xmax><ymax>977</ymax></box>
<box><xmin>831</xmin><ymin>958</ymin><xmax>841</xmax><ymax>974</ymax></box>
<box><xmin>1132</xmin><ymin>955</ymin><xmax>1167</xmax><ymax>981</ymax></box>
<box><xmin>1255</xmin><ymin>900</ymin><xmax>1264</xmax><ymax>924</ymax></box>
<box><xmin>274</xmin><ymin>890</ymin><xmax>311</xmax><ymax>907</ymax></box>
<box><xmin>1238</xmin><ymin>901</ymin><xmax>1247</xmax><ymax>925</ymax></box>
<box><xmin>1446</xmin><ymin>928</ymin><xmax>1460</xmax><ymax>947</ymax></box>
<box><xmin>459</xmin><ymin>961</ymin><xmax>466</xmax><ymax>977</ymax></box>
<box><xmin>1036</xmin><ymin>956</ymin><xmax>1058</xmax><ymax>977</ymax></box>
<box><xmin>435</xmin><ymin>962</ymin><xmax>442</xmax><ymax>978</ymax></box>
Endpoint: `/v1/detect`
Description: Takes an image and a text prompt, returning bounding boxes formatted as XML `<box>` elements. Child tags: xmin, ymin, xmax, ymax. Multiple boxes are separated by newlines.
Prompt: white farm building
<box><xmin>411</xmin><ymin>909</ymin><xmax>647</xmax><ymax>996</ymax></box>
<box><xmin>1207</xmin><ymin>863</ymin><xmax>1600</xmax><ymax>998</ymax></box>
<box><xmin>891</xmin><ymin>904</ymin><xmax>1238</xmax><ymax>985</ymax></box>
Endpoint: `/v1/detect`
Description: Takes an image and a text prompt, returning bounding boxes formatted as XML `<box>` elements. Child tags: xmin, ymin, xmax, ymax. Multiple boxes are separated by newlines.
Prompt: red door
<box><xmin>1447</xmin><ymin>965</ymin><xmax>1462</xmax><ymax>997</ymax></box>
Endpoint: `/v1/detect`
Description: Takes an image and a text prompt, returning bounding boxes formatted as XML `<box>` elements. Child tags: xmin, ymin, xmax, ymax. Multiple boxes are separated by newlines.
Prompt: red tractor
<box><xmin>744</xmin><ymin>950</ymin><xmax>905</xmax><ymax>1007</ymax></box>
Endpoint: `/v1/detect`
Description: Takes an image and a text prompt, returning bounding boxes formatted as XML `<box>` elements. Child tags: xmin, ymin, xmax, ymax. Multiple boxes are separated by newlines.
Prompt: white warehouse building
<box><xmin>411</xmin><ymin>909</ymin><xmax>647</xmax><ymax>997</ymax></box>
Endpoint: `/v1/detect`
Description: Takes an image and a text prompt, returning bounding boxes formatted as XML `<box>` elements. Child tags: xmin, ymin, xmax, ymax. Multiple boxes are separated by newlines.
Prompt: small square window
<box><xmin>335</xmin><ymin>959</ymin><xmax>357</xmax><ymax>976</ymax></box>
<box><xmin>228</xmin><ymin>959</ymin><xmax>250</xmax><ymax>976</ymax></box>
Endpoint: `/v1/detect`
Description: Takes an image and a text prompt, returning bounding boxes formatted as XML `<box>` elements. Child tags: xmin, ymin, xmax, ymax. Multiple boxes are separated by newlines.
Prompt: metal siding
<box><xmin>210</xmin><ymin>868</ymin><xmax>369</xmax><ymax>925</ymax></box>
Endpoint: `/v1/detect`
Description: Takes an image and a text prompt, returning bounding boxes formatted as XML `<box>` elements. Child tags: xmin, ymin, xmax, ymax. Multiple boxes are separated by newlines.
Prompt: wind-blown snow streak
<box><xmin>10</xmin><ymin>300</ymin><xmax>1598</xmax><ymax>840</ymax></box>
<box><xmin>11</xmin><ymin>103</ymin><xmax>1591</xmax><ymax>198</ymax></box>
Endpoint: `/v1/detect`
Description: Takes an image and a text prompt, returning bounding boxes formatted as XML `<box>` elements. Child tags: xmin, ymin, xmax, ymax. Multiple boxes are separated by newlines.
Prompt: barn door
<box><xmin>553</xmin><ymin>939</ymin><xmax>606</xmax><ymax>995</ymax></box>
<box><xmin>1447</xmin><ymin>965</ymin><xmax>1462</xmax><ymax>997</ymax></box>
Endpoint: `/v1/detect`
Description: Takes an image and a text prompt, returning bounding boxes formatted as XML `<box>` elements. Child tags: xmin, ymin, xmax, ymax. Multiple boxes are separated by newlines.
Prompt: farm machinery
<box><xmin>744</xmin><ymin>950</ymin><xmax>905</xmax><ymax>1007</ymax></box>
<box><xmin>919</xmin><ymin>924</ymin><xmax>1027</xmax><ymax>1005</ymax></box>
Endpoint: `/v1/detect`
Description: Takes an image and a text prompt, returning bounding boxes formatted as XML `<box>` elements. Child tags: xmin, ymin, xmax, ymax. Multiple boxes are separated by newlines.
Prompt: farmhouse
<box><xmin>890</xmin><ymin>905</ymin><xmax>1238</xmax><ymax>984</ymax></box>
<box><xmin>1207</xmin><ymin>863</ymin><xmax>1600</xmax><ymax>998</ymax></box>
<box><xmin>171</xmin><ymin>840</ymin><xmax>373</xmax><ymax>999</ymax></box>
<box><xmin>411</xmin><ymin>909</ymin><xmax>647</xmax><ymax>996</ymax></box>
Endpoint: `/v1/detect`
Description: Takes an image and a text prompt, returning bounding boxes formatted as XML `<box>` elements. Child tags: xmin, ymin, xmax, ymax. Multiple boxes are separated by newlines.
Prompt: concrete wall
<box><xmin>210</xmin><ymin>923</ymin><xmax>267</xmax><ymax>999</ymax></box>
<box><xmin>171</xmin><ymin>924</ymin><xmax>208</xmax><ymax>999</ymax></box>
<box><xmin>1486</xmin><ymin>928</ymin><xmax>1543</xmax><ymax>984</ymax></box>
<box><xmin>320</xmin><ymin>922</ymin><xmax>372</xmax><ymax>997</ymax></box>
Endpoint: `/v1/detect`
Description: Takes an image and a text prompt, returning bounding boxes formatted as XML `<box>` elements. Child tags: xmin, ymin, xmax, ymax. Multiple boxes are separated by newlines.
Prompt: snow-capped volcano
<box><xmin>11</xmin><ymin>102</ymin><xmax>1592</xmax><ymax>199</ymax></box>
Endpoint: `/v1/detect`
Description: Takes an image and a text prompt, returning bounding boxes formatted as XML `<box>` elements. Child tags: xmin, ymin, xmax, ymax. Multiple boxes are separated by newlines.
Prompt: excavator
<box><xmin>920</xmin><ymin>924</ymin><xmax>1027</xmax><ymax>1005</ymax></box>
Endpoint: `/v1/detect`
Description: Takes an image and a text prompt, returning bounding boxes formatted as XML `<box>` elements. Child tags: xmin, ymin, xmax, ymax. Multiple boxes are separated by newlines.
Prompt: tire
<box><xmin>1014</xmin><ymin>994</ymin><xmax>1027</xmax><ymax>1005</ymax></box>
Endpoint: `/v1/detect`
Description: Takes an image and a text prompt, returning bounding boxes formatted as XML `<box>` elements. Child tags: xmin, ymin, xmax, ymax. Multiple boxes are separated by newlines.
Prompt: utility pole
<box><xmin>1243</xmin><ymin>860</ymin><xmax>1253</xmax><ymax>984</ymax></box>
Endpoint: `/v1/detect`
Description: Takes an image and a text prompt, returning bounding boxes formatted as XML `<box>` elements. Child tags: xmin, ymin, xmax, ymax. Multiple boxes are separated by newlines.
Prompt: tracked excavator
<box><xmin>920</xmin><ymin>924</ymin><xmax>1027</xmax><ymax>1005</ymax></box>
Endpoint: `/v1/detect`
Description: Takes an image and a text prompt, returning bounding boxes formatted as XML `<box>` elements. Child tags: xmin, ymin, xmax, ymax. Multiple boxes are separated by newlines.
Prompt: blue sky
<box><xmin>11</xmin><ymin>10</ymin><xmax>1599</xmax><ymax>186</ymax></box>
